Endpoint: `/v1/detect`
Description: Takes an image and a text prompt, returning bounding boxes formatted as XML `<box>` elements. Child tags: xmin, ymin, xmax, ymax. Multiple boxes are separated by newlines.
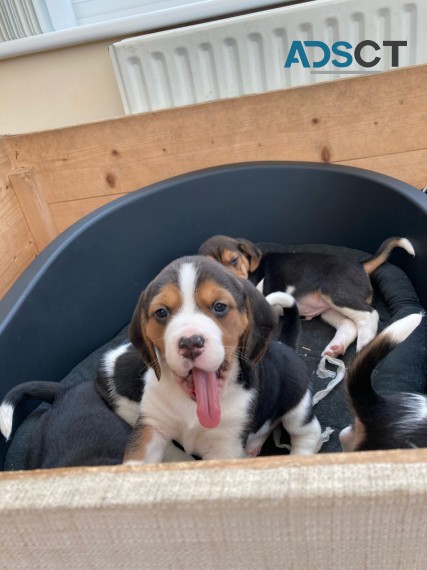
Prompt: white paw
<box><xmin>265</xmin><ymin>291</ymin><xmax>296</xmax><ymax>309</ymax></box>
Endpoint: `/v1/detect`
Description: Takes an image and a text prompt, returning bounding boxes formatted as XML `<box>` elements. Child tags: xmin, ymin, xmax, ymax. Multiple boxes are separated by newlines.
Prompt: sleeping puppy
<box><xmin>0</xmin><ymin>380</ymin><xmax>131</xmax><ymax>469</ymax></box>
<box><xmin>340</xmin><ymin>313</ymin><xmax>426</xmax><ymax>451</ymax></box>
<box><xmin>122</xmin><ymin>255</ymin><xmax>321</xmax><ymax>463</ymax></box>
<box><xmin>198</xmin><ymin>235</ymin><xmax>415</xmax><ymax>358</ymax></box>
<box><xmin>198</xmin><ymin>235</ymin><xmax>262</xmax><ymax>279</ymax></box>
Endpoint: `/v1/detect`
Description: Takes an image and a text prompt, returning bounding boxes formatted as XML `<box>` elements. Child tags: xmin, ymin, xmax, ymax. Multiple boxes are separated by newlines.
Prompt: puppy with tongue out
<box><xmin>124</xmin><ymin>255</ymin><xmax>321</xmax><ymax>464</ymax></box>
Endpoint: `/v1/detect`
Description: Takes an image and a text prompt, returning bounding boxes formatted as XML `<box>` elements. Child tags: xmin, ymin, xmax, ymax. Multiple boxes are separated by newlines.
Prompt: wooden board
<box><xmin>0</xmin><ymin>140</ymin><xmax>38</xmax><ymax>298</ymax></box>
<box><xmin>49</xmin><ymin>193</ymin><xmax>127</xmax><ymax>234</ymax></box>
<box><xmin>337</xmin><ymin>148</ymin><xmax>427</xmax><ymax>190</ymax></box>
<box><xmin>4</xmin><ymin>64</ymin><xmax>427</xmax><ymax>206</ymax></box>
<box><xmin>49</xmin><ymin>145</ymin><xmax>427</xmax><ymax>234</ymax></box>
<box><xmin>9</xmin><ymin>167</ymin><xmax>58</xmax><ymax>250</ymax></box>
<box><xmin>1</xmin><ymin>64</ymin><xmax>427</xmax><ymax>293</ymax></box>
<box><xmin>48</xmin><ymin>147</ymin><xmax>427</xmax><ymax>233</ymax></box>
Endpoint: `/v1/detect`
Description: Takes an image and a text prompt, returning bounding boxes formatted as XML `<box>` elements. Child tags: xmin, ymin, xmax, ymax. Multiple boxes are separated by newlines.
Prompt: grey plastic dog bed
<box><xmin>1</xmin><ymin>162</ymin><xmax>426</xmax><ymax>468</ymax></box>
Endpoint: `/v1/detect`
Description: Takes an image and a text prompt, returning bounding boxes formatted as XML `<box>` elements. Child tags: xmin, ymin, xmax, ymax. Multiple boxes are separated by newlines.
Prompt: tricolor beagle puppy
<box><xmin>198</xmin><ymin>235</ymin><xmax>415</xmax><ymax>358</ymax></box>
<box><xmin>121</xmin><ymin>255</ymin><xmax>321</xmax><ymax>463</ymax></box>
<box><xmin>0</xmin><ymin>380</ymin><xmax>131</xmax><ymax>469</ymax></box>
<box><xmin>339</xmin><ymin>312</ymin><xmax>426</xmax><ymax>451</ymax></box>
<box><xmin>96</xmin><ymin>290</ymin><xmax>301</xmax><ymax>429</ymax></box>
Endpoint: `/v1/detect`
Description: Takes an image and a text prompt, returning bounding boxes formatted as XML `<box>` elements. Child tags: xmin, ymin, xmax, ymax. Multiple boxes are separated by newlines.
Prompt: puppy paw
<box><xmin>322</xmin><ymin>342</ymin><xmax>345</xmax><ymax>358</ymax></box>
<box><xmin>246</xmin><ymin>447</ymin><xmax>261</xmax><ymax>458</ymax></box>
<box><xmin>265</xmin><ymin>291</ymin><xmax>296</xmax><ymax>309</ymax></box>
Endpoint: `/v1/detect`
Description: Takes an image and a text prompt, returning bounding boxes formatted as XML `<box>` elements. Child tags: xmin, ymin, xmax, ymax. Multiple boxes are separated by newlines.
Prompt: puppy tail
<box><xmin>362</xmin><ymin>237</ymin><xmax>415</xmax><ymax>275</ymax></box>
<box><xmin>265</xmin><ymin>291</ymin><xmax>301</xmax><ymax>350</ymax></box>
<box><xmin>0</xmin><ymin>381</ymin><xmax>63</xmax><ymax>441</ymax></box>
<box><xmin>346</xmin><ymin>313</ymin><xmax>423</xmax><ymax>419</ymax></box>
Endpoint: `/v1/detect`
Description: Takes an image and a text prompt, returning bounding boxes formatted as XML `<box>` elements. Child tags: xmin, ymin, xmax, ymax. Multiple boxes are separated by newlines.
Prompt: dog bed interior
<box><xmin>1</xmin><ymin>162</ymin><xmax>427</xmax><ymax>469</ymax></box>
<box><xmin>4</xmin><ymin>243</ymin><xmax>426</xmax><ymax>469</ymax></box>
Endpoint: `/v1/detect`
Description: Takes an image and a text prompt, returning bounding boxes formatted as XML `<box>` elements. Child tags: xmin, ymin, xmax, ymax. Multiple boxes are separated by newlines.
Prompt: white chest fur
<box><xmin>140</xmin><ymin>363</ymin><xmax>255</xmax><ymax>459</ymax></box>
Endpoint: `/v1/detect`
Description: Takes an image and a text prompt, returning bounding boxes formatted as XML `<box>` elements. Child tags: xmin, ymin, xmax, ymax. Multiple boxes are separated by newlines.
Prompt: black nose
<box><xmin>178</xmin><ymin>334</ymin><xmax>205</xmax><ymax>360</ymax></box>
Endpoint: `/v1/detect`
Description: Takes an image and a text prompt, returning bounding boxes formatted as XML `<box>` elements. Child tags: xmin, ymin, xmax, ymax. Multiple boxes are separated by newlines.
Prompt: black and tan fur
<box><xmin>0</xmin><ymin>380</ymin><xmax>131</xmax><ymax>469</ymax></box>
<box><xmin>339</xmin><ymin>313</ymin><xmax>426</xmax><ymax>451</ymax></box>
<box><xmin>122</xmin><ymin>255</ymin><xmax>321</xmax><ymax>463</ymax></box>
<box><xmin>198</xmin><ymin>235</ymin><xmax>415</xmax><ymax>357</ymax></box>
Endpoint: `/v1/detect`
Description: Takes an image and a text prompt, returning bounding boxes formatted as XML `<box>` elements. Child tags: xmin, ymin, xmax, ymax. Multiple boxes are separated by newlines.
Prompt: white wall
<box><xmin>0</xmin><ymin>38</ymin><xmax>126</xmax><ymax>135</ymax></box>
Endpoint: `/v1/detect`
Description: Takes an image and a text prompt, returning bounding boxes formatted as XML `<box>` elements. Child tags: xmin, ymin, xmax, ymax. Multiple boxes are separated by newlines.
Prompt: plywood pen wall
<box><xmin>1</xmin><ymin>63</ymin><xmax>427</xmax><ymax>298</ymax></box>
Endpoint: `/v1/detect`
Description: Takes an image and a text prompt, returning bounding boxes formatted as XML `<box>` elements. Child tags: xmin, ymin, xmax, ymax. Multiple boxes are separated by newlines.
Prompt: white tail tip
<box><xmin>382</xmin><ymin>312</ymin><xmax>423</xmax><ymax>345</ymax></box>
<box><xmin>0</xmin><ymin>402</ymin><xmax>14</xmax><ymax>441</ymax></box>
<box><xmin>398</xmin><ymin>238</ymin><xmax>415</xmax><ymax>257</ymax></box>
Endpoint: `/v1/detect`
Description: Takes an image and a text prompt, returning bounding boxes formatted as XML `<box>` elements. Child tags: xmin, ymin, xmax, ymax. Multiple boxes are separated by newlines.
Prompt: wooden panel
<box><xmin>2</xmin><ymin>65</ymin><xmax>427</xmax><ymax>295</ymax></box>
<box><xmin>336</xmin><ymin>148</ymin><xmax>427</xmax><ymax>190</ymax></box>
<box><xmin>9</xmin><ymin>167</ymin><xmax>58</xmax><ymax>250</ymax></box>
<box><xmin>50</xmin><ymin>147</ymin><xmax>427</xmax><ymax>235</ymax></box>
<box><xmin>4</xmin><ymin>64</ymin><xmax>427</xmax><ymax>205</ymax></box>
<box><xmin>0</xmin><ymin>140</ymin><xmax>38</xmax><ymax>299</ymax></box>
<box><xmin>50</xmin><ymin>194</ymin><xmax>126</xmax><ymax>234</ymax></box>
<box><xmin>49</xmin><ymin>147</ymin><xmax>427</xmax><ymax>236</ymax></box>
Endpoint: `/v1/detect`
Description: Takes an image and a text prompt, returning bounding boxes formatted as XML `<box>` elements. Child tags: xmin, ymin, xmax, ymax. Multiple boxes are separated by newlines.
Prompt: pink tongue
<box><xmin>192</xmin><ymin>368</ymin><xmax>221</xmax><ymax>428</ymax></box>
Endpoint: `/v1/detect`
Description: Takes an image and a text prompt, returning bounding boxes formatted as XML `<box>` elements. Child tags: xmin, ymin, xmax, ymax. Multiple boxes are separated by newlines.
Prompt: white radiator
<box><xmin>109</xmin><ymin>0</ymin><xmax>427</xmax><ymax>115</ymax></box>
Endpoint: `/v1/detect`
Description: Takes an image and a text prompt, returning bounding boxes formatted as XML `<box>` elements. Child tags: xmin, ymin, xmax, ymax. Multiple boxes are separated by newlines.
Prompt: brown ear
<box><xmin>128</xmin><ymin>291</ymin><xmax>161</xmax><ymax>379</ymax></box>
<box><xmin>240</xmin><ymin>280</ymin><xmax>276</xmax><ymax>368</ymax></box>
<box><xmin>237</xmin><ymin>238</ymin><xmax>262</xmax><ymax>272</ymax></box>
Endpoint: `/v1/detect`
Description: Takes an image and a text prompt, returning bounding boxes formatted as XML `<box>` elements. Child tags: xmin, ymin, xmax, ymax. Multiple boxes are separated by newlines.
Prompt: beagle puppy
<box><xmin>96</xmin><ymin>293</ymin><xmax>301</xmax><ymax>429</ymax></box>
<box><xmin>198</xmin><ymin>235</ymin><xmax>415</xmax><ymax>358</ymax></box>
<box><xmin>0</xmin><ymin>380</ymin><xmax>131</xmax><ymax>469</ymax></box>
<box><xmin>123</xmin><ymin>255</ymin><xmax>321</xmax><ymax>463</ymax></box>
<box><xmin>339</xmin><ymin>313</ymin><xmax>426</xmax><ymax>451</ymax></box>
<box><xmin>198</xmin><ymin>235</ymin><xmax>263</xmax><ymax>279</ymax></box>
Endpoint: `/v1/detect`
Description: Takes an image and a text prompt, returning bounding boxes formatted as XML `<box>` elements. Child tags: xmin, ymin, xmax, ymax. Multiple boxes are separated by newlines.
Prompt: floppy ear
<box><xmin>240</xmin><ymin>280</ymin><xmax>276</xmax><ymax>368</ymax></box>
<box><xmin>128</xmin><ymin>291</ymin><xmax>161</xmax><ymax>379</ymax></box>
<box><xmin>237</xmin><ymin>238</ymin><xmax>262</xmax><ymax>272</ymax></box>
<box><xmin>198</xmin><ymin>236</ymin><xmax>218</xmax><ymax>257</ymax></box>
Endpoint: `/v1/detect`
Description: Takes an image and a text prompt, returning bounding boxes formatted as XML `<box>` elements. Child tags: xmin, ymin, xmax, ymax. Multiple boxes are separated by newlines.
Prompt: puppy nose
<box><xmin>178</xmin><ymin>334</ymin><xmax>205</xmax><ymax>360</ymax></box>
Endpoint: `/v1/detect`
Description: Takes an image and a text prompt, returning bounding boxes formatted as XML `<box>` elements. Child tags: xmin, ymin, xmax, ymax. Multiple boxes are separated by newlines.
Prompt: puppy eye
<box><xmin>212</xmin><ymin>302</ymin><xmax>228</xmax><ymax>315</ymax></box>
<box><xmin>154</xmin><ymin>307</ymin><xmax>169</xmax><ymax>320</ymax></box>
<box><xmin>230</xmin><ymin>257</ymin><xmax>239</xmax><ymax>267</ymax></box>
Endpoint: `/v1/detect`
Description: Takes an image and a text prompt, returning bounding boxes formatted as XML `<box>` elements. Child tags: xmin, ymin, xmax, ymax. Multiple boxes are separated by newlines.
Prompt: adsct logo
<box><xmin>284</xmin><ymin>40</ymin><xmax>407</xmax><ymax>74</ymax></box>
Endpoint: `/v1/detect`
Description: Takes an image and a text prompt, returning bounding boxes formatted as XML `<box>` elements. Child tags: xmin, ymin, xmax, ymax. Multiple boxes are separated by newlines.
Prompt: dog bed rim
<box><xmin>1</xmin><ymin>160</ymin><xmax>426</xmax><ymax>331</ymax></box>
